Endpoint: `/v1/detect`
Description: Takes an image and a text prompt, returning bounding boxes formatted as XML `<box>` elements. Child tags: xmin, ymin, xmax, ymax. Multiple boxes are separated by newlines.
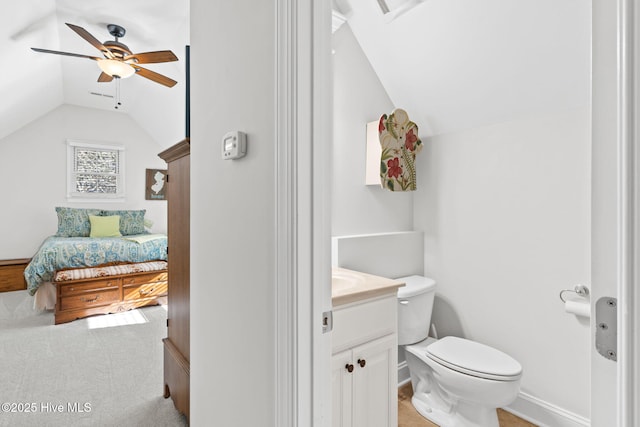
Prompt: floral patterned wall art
<box><xmin>378</xmin><ymin>108</ymin><xmax>423</xmax><ymax>191</ymax></box>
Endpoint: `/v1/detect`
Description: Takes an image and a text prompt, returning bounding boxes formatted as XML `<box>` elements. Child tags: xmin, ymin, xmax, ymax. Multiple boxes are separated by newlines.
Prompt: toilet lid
<box><xmin>426</xmin><ymin>336</ymin><xmax>522</xmax><ymax>381</ymax></box>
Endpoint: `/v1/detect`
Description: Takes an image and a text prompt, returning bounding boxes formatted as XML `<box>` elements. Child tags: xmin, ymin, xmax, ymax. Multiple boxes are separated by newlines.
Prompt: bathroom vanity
<box><xmin>331</xmin><ymin>268</ymin><xmax>404</xmax><ymax>427</ymax></box>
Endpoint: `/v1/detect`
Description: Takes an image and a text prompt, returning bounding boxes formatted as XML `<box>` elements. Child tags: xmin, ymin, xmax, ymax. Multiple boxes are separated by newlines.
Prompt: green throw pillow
<box><xmin>89</xmin><ymin>215</ymin><xmax>122</xmax><ymax>238</ymax></box>
<box><xmin>101</xmin><ymin>209</ymin><xmax>146</xmax><ymax>235</ymax></box>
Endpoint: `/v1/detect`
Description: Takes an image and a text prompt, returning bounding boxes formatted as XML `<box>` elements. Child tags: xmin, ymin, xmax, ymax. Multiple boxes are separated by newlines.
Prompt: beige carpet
<box><xmin>0</xmin><ymin>290</ymin><xmax>187</xmax><ymax>427</ymax></box>
<box><xmin>398</xmin><ymin>382</ymin><xmax>538</xmax><ymax>427</ymax></box>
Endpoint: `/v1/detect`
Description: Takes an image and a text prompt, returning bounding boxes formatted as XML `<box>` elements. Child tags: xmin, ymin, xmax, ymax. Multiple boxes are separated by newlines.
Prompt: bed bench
<box><xmin>53</xmin><ymin>261</ymin><xmax>168</xmax><ymax>325</ymax></box>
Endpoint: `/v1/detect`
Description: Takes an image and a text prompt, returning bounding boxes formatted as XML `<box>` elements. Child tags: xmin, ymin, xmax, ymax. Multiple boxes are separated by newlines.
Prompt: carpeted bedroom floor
<box><xmin>0</xmin><ymin>290</ymin><xmax>187</xmax><ymax>427</ymax></box>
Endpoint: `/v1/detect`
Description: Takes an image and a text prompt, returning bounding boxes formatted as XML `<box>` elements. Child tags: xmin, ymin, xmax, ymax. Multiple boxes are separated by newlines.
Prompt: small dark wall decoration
<box><xmin>146</xmin><ymin>169</ymin><xmax>168</xmax><ymax>200</ymax></box>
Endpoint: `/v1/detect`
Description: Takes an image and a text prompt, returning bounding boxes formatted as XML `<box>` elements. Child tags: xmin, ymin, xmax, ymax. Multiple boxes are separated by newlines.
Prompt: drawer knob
<box><xmin>345</xmin><ymin>364</ymin><xmax>354</xmax><ymax>373</ymax></box>
<box><xmin>81</xmin><ymin>295</ymin><xmax>100</xmax><ymax>303</ymax></box>
<box><xmin>357</xmin><ymin>359</ymin><xmax>366</xmax><ymax>368</ymax></box>
<box><xmin>139</xmin><ymin>288</ymin><xmax>153</xmax><ymax>296</ymax></box>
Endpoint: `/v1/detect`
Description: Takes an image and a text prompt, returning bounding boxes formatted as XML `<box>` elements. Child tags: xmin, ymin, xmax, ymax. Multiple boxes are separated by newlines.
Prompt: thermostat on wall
<box><xmin>222</xmin><ymin>131</ymin><xmax>247</xmax><ymax>160</ymax></box>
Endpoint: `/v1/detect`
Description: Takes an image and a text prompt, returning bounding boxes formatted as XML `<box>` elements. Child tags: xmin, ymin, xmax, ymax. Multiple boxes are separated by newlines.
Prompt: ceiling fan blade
<box><xmin>31</xmin><ymin>47</ymin><xmax>100</xmax><ymax>60</ymax></box>
<box><xmin>65</xmin><ymin>23</ymin><xmax>114</xmax><ymax>59</ymax></box>
<box><xmin>98</xmin><ymin>72</ymin><xmax>114</xmax><ymax>83</ymax></box>
<box><xmin>133</xmin><ymin>66</ymin><xmax>177</xmax><ymax>88</ymax></box>
<box><xmin>124</xmin><ymin>50</ymin><xmax>178</xmax><ymax>64</ymax></box>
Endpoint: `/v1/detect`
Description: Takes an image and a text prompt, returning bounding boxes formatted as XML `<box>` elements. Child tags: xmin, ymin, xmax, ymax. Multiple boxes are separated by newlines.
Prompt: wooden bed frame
<box><xmin>54</xmin><ymin>267</ymin><xmax>168</xmax><ymax>325</ymax></box>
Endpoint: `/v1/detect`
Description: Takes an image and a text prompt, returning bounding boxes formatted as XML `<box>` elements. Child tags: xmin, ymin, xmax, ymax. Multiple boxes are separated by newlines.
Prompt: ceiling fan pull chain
<box><xmin>114</xmin><ymin>77</ymin><xmax>122</xmax><ymax>109</ymax></box>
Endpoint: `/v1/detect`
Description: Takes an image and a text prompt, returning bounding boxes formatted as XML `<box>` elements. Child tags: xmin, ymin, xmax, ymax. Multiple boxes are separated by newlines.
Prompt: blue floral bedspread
<box><xmin>24</xmin><ymin>235</ymin><xmax>168</xmax><ymax>295</ymax></box>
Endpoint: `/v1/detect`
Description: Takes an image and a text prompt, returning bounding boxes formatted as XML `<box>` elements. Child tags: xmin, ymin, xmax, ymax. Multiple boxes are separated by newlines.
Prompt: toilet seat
<box><xmin>426</xmin><ymin>336</ymin><xmax>522</xmax><ymax>381</ymax></box>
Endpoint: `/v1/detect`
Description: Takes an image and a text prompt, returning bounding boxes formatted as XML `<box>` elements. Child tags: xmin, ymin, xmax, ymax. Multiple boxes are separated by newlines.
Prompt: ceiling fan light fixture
<box><xmin>97</xmin><ymin>59</ymin><xmax>135</xmax><ymax>79</ymax></box>
<box><xmin>32</xmin><ymin>23</ymin><xmax>177</xmax><ymax>87</ymax></box>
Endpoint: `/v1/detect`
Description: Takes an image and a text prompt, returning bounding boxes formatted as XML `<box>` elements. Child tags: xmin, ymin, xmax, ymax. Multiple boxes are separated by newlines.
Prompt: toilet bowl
<box><xmin>397</xmin><ymin>276</ymin><xmax>522</xmax><ymax>427</ymax></box>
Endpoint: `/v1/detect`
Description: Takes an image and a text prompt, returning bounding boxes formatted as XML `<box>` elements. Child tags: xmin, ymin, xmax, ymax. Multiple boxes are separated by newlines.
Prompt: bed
<box><xmin>24</xmin><ymin>207</ymin><xmax>169</xmax><ymax>324</ymax></box>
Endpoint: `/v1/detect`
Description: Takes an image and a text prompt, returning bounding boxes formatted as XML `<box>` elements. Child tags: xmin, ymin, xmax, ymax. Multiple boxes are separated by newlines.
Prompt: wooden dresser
<box><xmin>0</xmin><ymin>259</ymin><xmax>30</xmax><ymax>292</ymax></box>
<box><xmin>159</xmin><ymin>138</ymin><xmax>190</xmax><ymax>423</ymax></box>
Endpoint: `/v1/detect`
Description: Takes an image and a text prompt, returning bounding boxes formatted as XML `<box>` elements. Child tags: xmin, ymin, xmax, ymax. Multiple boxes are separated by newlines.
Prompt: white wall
<box><xmin>190</xmin><ymin>0</ymin><xmax>276</xmax><ymax>425</ymax></box>
<box><xmin>413</xmin><ymin>108</ymin><xmax>591</xmax><ymax>419</ymax></box>
<box><xmin>332</xmin><ymin>24</ymin><xmax>413</xmax><ymax>236</ymax></box>
<box><xmin>344</xmin><ymin>0</ymin><xmax>591</xmax><ymax>137</ymax></box>
<box><xmin>0</xmin><ymin>104</ymin><xmax>168</xmax><ymax>260</ymax></box>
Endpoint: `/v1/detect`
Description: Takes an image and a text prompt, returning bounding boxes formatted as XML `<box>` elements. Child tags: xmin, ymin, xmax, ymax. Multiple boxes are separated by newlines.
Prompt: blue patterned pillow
<box><xmin>101</xmin><ymin>209</ymin><xmax>146</xmax><ymax>236</ymax></box>
<box><xmin>55</xmin><ymin>207</ymin><xmax>103</xmax><ymax>237</ymax></box>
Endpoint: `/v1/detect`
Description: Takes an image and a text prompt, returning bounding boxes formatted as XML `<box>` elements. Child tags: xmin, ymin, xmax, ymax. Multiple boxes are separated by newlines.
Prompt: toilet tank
<box><xmin>396</xmin><ymin>275</ymin><xmax>437</xmax><ymax>345</ymax></box>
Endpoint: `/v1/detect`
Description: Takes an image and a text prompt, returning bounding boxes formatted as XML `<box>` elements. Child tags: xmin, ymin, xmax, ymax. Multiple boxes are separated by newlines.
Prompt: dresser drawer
<box><xmin>123</xmin><ymin>282</ymin><xmax>168</xmax><ymax>301</ymax></box>
<box><xmin>58</xmin><ymin>278</ymin><xmax>120</xmax><ymax>296</ymax></box>
<box><xmin>59</xmin><ymin>288</ymin><xmax>120</xmax><ymax>311</ymax></box>
<box><xmin>122</xmin><ymin>271</ymin><xmax>168</xmax><ymax>286</ymax></box>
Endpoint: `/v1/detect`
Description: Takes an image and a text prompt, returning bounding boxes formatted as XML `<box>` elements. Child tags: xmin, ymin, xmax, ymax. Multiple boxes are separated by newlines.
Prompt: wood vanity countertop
<box><xmin>332</xmin><ymin>267</ymin><xmax>405</xmax><ymax>307</ymax></box>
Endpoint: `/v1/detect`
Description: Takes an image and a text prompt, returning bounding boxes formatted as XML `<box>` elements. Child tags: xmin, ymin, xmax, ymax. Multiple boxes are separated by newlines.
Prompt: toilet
<box><xmin>397</xmin><ymin>275</ymin><xmax>522</xmax><ymax>427</ymax></box>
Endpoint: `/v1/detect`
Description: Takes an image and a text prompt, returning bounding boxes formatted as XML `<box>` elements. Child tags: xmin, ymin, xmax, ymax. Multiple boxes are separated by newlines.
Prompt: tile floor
<box><xmin>398</xmin><ymin>383</ymin><xmax>538</xmax><ymax>427</ymax></box>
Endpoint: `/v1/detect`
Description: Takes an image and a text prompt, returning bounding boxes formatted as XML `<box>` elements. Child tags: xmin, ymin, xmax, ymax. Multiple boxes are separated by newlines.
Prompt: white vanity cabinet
<box><xmin>331</xmin><ymin>293</ymin><xmax>398</xmax><ymax>427</ymax></box>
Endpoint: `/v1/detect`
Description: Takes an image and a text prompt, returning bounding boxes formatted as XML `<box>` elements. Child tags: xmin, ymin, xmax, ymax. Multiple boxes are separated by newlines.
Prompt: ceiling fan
<box><xmin>31</xmin><ymin>23</ymin><xmax>178</xmax><ymax>88</ymax></box>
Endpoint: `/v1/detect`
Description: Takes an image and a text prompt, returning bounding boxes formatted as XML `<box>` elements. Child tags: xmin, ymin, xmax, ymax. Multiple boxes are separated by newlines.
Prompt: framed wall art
<box><xmin>145</xmin><ymin>168</ymin><xmax>167</xmax><ymax>200</ymax></box>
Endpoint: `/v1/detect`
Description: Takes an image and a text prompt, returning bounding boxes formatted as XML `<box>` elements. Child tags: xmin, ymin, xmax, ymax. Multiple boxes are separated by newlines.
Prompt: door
<box><xmin>591</xmin><ymin>0</ymin><xmax>638</xmax><ymax>425</ymax></box>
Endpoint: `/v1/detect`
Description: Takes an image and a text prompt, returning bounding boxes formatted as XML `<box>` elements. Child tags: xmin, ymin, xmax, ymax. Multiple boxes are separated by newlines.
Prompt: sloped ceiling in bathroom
<box><xmin>0</xmin><ymin>0</ymin><xmax>189</xmax><ymax>145</ymax></box>
<box><xmin>339</xmin><ymin>0</ymin><xmax>591</xmax><ymax>136</ymax></box>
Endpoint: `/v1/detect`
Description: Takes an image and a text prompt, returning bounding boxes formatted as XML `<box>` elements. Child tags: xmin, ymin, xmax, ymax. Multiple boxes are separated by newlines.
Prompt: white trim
<box><xmin>332</xmin><ymin>10</ymin><xmax>347</xmax><ymax>33</ymax></box>
<box><xmin>617</xmin><ymin>0</ymin><xmax>638</xmax><ymax>425</ymax></box>
<box><xmin>312</xmin><ymin>0</ymin><xmax>334</xmax><ymax>426</ymax></box>
<box><xmin>397</xmin><ymin>360</ymin><xmax>410</xmax><ymax>385</ymax></box>
<box><xmin>66</xmin><ymin>139</ymin><xmax>125</xmax><ymax>202</ymax></box>
<box><xmin>506</xmin><ymin>392</ymin><xmax>590</xmax><ymax>427</ymax></box>
<box><xmin>275</xmin><ymin>0</ymin><xmax>332</xmax><ymax>426</ymax></box>
<box><xmin>634</xmin><ymin>0</ymin><xmax>640</xmax><ymax>420</ymax></box>
<box><xmin>66</xmin><ymin>139</ymin><xmax>125</xmax><ymax>151</ymax></box>
<box><xmin>275</xmin><ymin>0</ymin><xmax>298</xmax><ymax>425</ymax></box>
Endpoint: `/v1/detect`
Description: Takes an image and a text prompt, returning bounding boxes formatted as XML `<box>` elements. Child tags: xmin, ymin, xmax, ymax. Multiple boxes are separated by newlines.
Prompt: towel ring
<box><xmin>559</xmin><ymin>285</ymin><xmax>590</xmax><ymax>303</ymax></box>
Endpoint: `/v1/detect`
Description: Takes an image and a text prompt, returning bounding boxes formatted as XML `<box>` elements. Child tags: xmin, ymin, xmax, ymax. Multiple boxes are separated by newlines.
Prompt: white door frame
<box><xmin>618</xmin><ymin>0</ymin><xmax>638</xmax><ymax>425</ymax></box>
<box><xmin>275</xmin><ymin>0</ymin><xmax>332</xmax><ymax>426</ymax></box>
<box><xmin>593</xmin><ymin>0</ymin><xmax>637</xmax><ymax>424</ymax></box>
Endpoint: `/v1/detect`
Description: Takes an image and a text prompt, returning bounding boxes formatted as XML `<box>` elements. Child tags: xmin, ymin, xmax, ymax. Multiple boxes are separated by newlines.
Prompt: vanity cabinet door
<box><xmin>332</xmin><ymin>334</ymin><xmax>397</xmax><ymax>427</ymax></box>
<box><xmin>352</xmin><ymin>334</ymin><xmax>396</xmax><ymax>427</ymax></box>
<box><xmin>332</xmin><ymin>349</ymin><xmax>354</xmax><ymax>427</ymax></box>
<box><xmin>332</xmin><ymin>293</ymin><xmax>398</xmax><ymax>427</ymax></box>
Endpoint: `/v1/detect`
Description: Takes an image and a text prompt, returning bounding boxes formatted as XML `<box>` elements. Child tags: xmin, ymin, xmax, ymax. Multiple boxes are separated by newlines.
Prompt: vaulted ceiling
<box><xmin>2</xmin><ymin>1</ymin><xmax>590</xmax><ymax>145</ymax></box>
<box><xmin>338</xmin><ymin>0</ymin><xmax>591</xmax><ymax>136</ymax></box>
<box><xmin>2</xmin><ymin>0</ymin><xmax>189</xmax><ymax>146</ymax></box>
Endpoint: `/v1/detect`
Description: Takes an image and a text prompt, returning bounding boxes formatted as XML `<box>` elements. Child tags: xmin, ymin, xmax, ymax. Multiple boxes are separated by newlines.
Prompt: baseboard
<box><xmin>398</xmin><ymin>360</ymin><xmax>410</xmax><ymax>386</ymax></box>
<box><xmin>397</xmin><ymin>362</ymin><xmax>590</xmax><ymax>427</ymax></box>
<box><xmin>505</xmin><ymin>392</ymin><xmax>590</xmax><ymax>427</ymax></box>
